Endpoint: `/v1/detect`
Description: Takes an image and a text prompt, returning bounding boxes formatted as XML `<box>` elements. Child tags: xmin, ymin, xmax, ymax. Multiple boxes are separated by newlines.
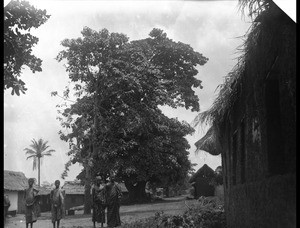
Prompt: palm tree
<box><xmin>24</xmin><ymin>138</ymin><xmax>56</xmax><ymax>186</ymax></box>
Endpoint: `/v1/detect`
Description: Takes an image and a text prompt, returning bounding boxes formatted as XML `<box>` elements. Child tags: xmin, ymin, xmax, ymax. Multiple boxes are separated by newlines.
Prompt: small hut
<box><xmin>36</xmin><ymin>186</ymin><xmax>51</xmax><ymax>212</ymax></box>
<box><xmin>189</xmin><ymin>164</ymin><xmax>215</xmax><ymax>199</ymax></box>
<box><xmin>62</xmin><ymin>180</ymin><xmax>85</xmax><ymax>211</ymax></box>
<box><xmin>4</xmin><ymin>170</ymin><xmax>28</xmax><ymax>215</ymax></box>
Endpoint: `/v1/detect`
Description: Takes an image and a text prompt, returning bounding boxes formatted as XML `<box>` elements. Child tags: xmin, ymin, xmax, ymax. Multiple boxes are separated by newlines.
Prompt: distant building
<box><xmin>4</xmin><ymin>170</ymin><xmax>53</xmax><ymax>214</ymax></box>
<box><xmin>4</xmin><ymin>170</ymin><xmax>28</xmax><ymax>214</ymax></box>
<box><xmin>36</xmin><ymin>186</ymin><xmax>51</xmax><ymax>212</ymax></box>
<box><xmin>189</xmin><ymin>164</ymin><xmax>215</xmax><ymax>199</ymax></box>
<box><xmin>62</xmin><ymin>180</ymin><xmax>129</xmax><ymax>212</ymax></box>
<box><xmin>62</xmin><ymin>180</ymin><xmax>85</xmax><ymax>211</ymax></box>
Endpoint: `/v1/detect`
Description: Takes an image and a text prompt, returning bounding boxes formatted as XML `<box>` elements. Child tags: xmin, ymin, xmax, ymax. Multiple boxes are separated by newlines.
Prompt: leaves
<box><xmin>4</xmin><ymin>0</ymin><xmax>50</xmax><ymax>95</ymax></box>
<box><xmin>55</xmin><ymin>27</ymin><xmax>207</xmax><ymax>187</ymax></box>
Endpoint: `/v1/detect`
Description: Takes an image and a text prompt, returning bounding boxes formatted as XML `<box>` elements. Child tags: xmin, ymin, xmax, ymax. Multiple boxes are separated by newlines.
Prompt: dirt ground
<box><xmin>5</xmin><ymin>196</ymin><xmax>198</xmax><ymax>228</ymax></box>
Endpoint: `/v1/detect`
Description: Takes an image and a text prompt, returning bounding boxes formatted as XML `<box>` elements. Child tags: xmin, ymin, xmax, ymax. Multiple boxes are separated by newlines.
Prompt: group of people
<box><xmin>23</xmin><ymin>178</ymin><xmax>64</xmax><ymax>228</ymax></box>
<box><xmin>16</xmin><ymin>176</ymin><xmax>122</xmax><ymax>228</ymax></box>
<box><xmin>92</xmin><ymin>176</ymin><xmax>123</xmax><ymax>228</ymax></box>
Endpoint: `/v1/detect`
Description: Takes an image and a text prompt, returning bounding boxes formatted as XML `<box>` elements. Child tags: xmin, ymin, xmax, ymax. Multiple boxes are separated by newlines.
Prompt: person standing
<box><xmin>4</xmin><ymin>194</ymin><xmax>11</xmax><ymax>226</ymax></box>
<box><xmin>106</xmin><ymin>177</ymin><xmax>122</xmax><ymax>228</ymax></box>
<box><xmin>92</xmin><ymin>178</ymin><xmax>107</xmax><ymax>228</ymax></box>
<box><xmin>24</xmin><ymin>178</ymin><xmax>40</xmax><ymax>228</ymax></box>
<box><xmin>50</xmin><ymin>180</ymin><xmax>64</xmax><ymax>228</ymax></box>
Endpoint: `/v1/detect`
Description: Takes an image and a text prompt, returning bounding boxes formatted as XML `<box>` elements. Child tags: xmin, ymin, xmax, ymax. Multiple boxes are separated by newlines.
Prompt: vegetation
<box><xmin>24</xmin><ymin>138</ymin><xmax>55</xmax><ymax>186</ymax></box>
<box><xmin>53</xmin><ymin>27</ymin><xmax>208</xmax><ymax>211</ymax></box>
<box><xmin>122</xmin><ymin>197</ymin><xmax>226</xmax><ymax>228</ymax></box>
<box><xmin>4</xmin><ymin>0</ymin><xmax>50</xmax><ymax>95</ymax></box>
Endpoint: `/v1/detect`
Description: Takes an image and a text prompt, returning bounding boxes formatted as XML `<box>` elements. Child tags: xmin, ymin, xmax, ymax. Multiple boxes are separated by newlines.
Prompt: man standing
<box><xmin>24</xmin><ymin>178</ymin><xmax>39</xmax><ymax>228</ymax></box>
<box><xmin>50</xmin><ymin>180</ymin><xmax>64</xmax><ymax>228</ymax></box>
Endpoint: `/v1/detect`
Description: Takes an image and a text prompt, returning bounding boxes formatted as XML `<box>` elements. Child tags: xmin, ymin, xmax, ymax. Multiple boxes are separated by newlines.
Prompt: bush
<box><xmin>121</xmin><ymin>197</ymin><xmax>226</xmax><ymax>228</ymax></box>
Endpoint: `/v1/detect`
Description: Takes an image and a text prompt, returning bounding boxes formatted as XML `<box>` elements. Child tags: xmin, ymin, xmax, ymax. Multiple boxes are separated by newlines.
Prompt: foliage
<box><xmin>24</xmin><ymin>138</ymin><xmax>56</xmax><ymax>169</ymax></box>
<box><xmin>4</xmin><ymin>0</ymin><xmax>50</xmax><ymax>95</ymax></box>
<box><xmin>54</xmin><ymin>27</ymin><xmax>208</xmax><ymax>200</ymax></box>
<box><xmin>24</xmin><ymin>138</ymin><xmax>55</xmax><ymax>186</ymax></box>
<box><xmin>122</xmin><ymin>197</ymin><xmax>226</xmax><ymax>228</ymax></box>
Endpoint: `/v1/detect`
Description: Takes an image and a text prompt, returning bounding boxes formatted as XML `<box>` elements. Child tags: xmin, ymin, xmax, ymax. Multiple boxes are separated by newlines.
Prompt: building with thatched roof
<box><xmin>194</xmin><ymin>1</ymin><xmax>296</xmax><ymax>227</ymax></box>
<box><xmin>35</xmin><ymin>186</ymin><xmax>51</xmax><ymax>212</ymax></box>
<box><xmin>62</xmin><ymin>180</ymin><xmax>129</xmax><ymax>212</ymax></box>
<box><xmin>189</xmin><ymin>164</ymin><xmax>215</xmax><ymax>199</ymax></box>
<box><xmin>4</xmin><ymin>170</ymin><xmax>53</xmax><ymax>214</ymax></box>
<box><xmin>4</xmin><ymin>170</ymin><xmax>29</xmax><ymax>214</ymax></box>
<box><xmin>62</xmin><ymin>180</ymin><xmax>85</xmax><ymax>211</ymax></box>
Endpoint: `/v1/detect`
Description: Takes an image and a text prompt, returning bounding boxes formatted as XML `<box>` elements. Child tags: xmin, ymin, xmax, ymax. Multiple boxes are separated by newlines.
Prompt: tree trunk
<box><xmin>84</xmin><ymin>164</ymin><xmax>92</xmax><ymax>214</ymax></box>
<box><xmin>125</xmin><ymin>180</ymin><xmax>147</xmax><ymax>203</ymax></box>
<box><xmin>38</xmin><ymin>157</ymin><xmax>40</xmax><ymax>186</ymax></box>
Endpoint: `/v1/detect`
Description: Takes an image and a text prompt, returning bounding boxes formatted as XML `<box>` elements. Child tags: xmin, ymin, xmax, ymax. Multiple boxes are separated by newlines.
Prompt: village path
<box><xmin>5</xmin><ymin>196</ymin><xmax>198</xmax><ymax>228</ymax></box>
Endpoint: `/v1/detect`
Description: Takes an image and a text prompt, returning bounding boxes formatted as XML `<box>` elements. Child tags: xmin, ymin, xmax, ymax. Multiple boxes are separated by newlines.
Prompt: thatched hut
<box><xmin>62</xmin><ymin>180</ymin><xmax>85</xmax><ymax>212</ymax></box>
<box><xmin>193</xmin><ymin>1</ymin><xmax>296</xmax><ymax>227</ymax></box>
<box><xmin>35</xmin><ymin>186</ymin><xmax>51</xmax><ymax>212</ymax></box>
<box><xmin>4</xmin><ymin>170</ymin><xmax>28</xmax><ymax>214</ymax></box>
<box><xmin>189</xmin><ymin>164</ymin><xmax>215</xmax><ymax>199</ymax></box>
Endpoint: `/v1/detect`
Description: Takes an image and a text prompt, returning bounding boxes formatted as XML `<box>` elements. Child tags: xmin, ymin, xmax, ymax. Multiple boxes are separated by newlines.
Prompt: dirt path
<box><xmin>5</xmin><ymin>196</ymin><xmax>198</xmax><ymax>228</ymax></box>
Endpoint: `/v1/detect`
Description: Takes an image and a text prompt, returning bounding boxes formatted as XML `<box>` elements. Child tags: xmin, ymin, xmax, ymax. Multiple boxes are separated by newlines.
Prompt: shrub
<box><xmin>121</xmin><ymin>197</ymin><xmax>226</xmax><ymax>228</ymax></box>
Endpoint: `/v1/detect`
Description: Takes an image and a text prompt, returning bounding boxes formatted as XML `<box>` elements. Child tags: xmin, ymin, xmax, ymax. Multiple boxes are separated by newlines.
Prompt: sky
<box><xmin>4</xmin><ymin>0</ymin><xmax>254</xmax><ymax>186</ymax></box>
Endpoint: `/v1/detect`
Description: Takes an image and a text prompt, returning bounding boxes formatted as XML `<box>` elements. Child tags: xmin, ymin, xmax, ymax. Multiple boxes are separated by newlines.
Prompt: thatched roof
<box><xmin>4</xmin><ymin>170</ymin><xmax>28</xmax><ymax>191</ymax></box>
<box><xmin>62</xmin><ymin>181</ymin><xmax>85</xmax><ymax>195</ymax></box>
<box><xmin>61</xmin><ymin>180</ymin><xmax>128</xmax><ymax>195</ymax></box>
<box><xmin>35</xmin><ymin>186</ymin><xmax>52</xmax><ymax>195</ymax></box>
<box><xmin>195</xmin><ymin>126</ymin><xmax>219</xmax><ymax>155</ymax></box>
<box><xmin>192</xmin><ymin>0</ymin><xmax>288</xmax><ymax>128</ymax></box>
<box><xmin>189</xmin><ymin>164</ymin><xmax>215</xmax><ymax>183</ymax></box>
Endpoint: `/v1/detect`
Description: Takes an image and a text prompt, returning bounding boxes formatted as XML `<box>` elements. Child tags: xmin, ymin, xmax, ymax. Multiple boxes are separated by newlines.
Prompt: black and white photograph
<box><xmin>4</xmin><ymin>0</ymin><xmax>296</xmax><ymax>227</ymax></box>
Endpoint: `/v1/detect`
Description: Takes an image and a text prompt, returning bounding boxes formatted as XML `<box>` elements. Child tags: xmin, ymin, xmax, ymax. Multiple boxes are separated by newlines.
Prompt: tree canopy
<box><xmin>4</xmin><ymin>0</ymin><xmax>50</xmax><ymax>95</ymax></box>
<box><xmin>54</xmin><ymin>27</ymin><xmax>208</xmax><ymax>201</ymax></box>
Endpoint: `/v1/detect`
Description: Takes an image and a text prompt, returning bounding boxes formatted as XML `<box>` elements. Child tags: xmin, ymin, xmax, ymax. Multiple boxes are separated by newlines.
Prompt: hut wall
<box><xmin>220</xmin><ymin>6</ymin><xmax>296</xmax><ymax>228</ymax></box>
<box><xmin>64</xmin><ymin>194</ymin><xmax>85</xmax><ymax>210</ymax></box>
<box><xmin>227</xmin><ymin>174</ymin><xmax>296</xmax><ymax>228</ymax></box>
<box><xmin>39</xmin><ymin>195</ymin><xmax>51</xmax><ymax>212</ymax></box>
<box><xmin>5</xmin><ymin>191</ymin><xmax>18</xmax><ymax>212</ymax></box>
<box><xmin>17</xmin><ymin>191</ymin><xmax>26</xmax><ymax>214</ymax></box>
<box><xmin>193</xmin><ymin>177</ymin><xmax>214</xmax><ymax>198</ymax></box>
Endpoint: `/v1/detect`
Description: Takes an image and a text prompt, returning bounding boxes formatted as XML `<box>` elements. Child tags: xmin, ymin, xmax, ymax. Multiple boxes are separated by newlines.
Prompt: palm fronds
<box><xmin>24</xmin><ymin>138</ymin><xmax>56</xmax><ymax>169</ymax></box>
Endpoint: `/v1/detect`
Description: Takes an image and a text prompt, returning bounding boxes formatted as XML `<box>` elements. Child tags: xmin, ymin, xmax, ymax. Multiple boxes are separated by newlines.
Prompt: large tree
<box><xmin>4</xmin><ymin>0</ymin><xmax>50</xmax><ymax>95</ymax></box>
<box><xmin>54</xmin><ymin>27</ymin><xmax>208</xmax><ymax>204</ymax></box>
<box><xmin>24</xmin><ymin>138</ymin><xmax>56</xmax><ymax>186</ymax></box>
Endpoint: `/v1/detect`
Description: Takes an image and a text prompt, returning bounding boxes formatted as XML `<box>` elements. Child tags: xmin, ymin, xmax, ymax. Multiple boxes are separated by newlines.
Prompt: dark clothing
<box><xmin>92</xmin><ymin>186</ymin><xmax>106</xmax><ymax>223</ymax></box>
<box><xmin>106</xmin><ymin>183</ymin><xmax>122</xmax><ymax>227</ymax></box>
<box><xmin>4</xmin><ymin>195</ymin><xmax>10</xmax><ymax>225</ymax></box>
<box><xmin>50</xmin><ymin>188</ymin><xmax>65</xmax><ymax>223</ymax></box>
<box><xmin>24</xmin><ymin>188</ymin><xmax>39</xmax><ymax>224</ymax></box>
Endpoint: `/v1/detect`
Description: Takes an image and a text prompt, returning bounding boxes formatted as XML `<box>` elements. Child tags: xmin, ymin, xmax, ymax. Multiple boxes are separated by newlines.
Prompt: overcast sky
<box><xmin>4</xmin><ymin>0</ymin><xmax>253</xmax><ymax>185</ymax></box>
